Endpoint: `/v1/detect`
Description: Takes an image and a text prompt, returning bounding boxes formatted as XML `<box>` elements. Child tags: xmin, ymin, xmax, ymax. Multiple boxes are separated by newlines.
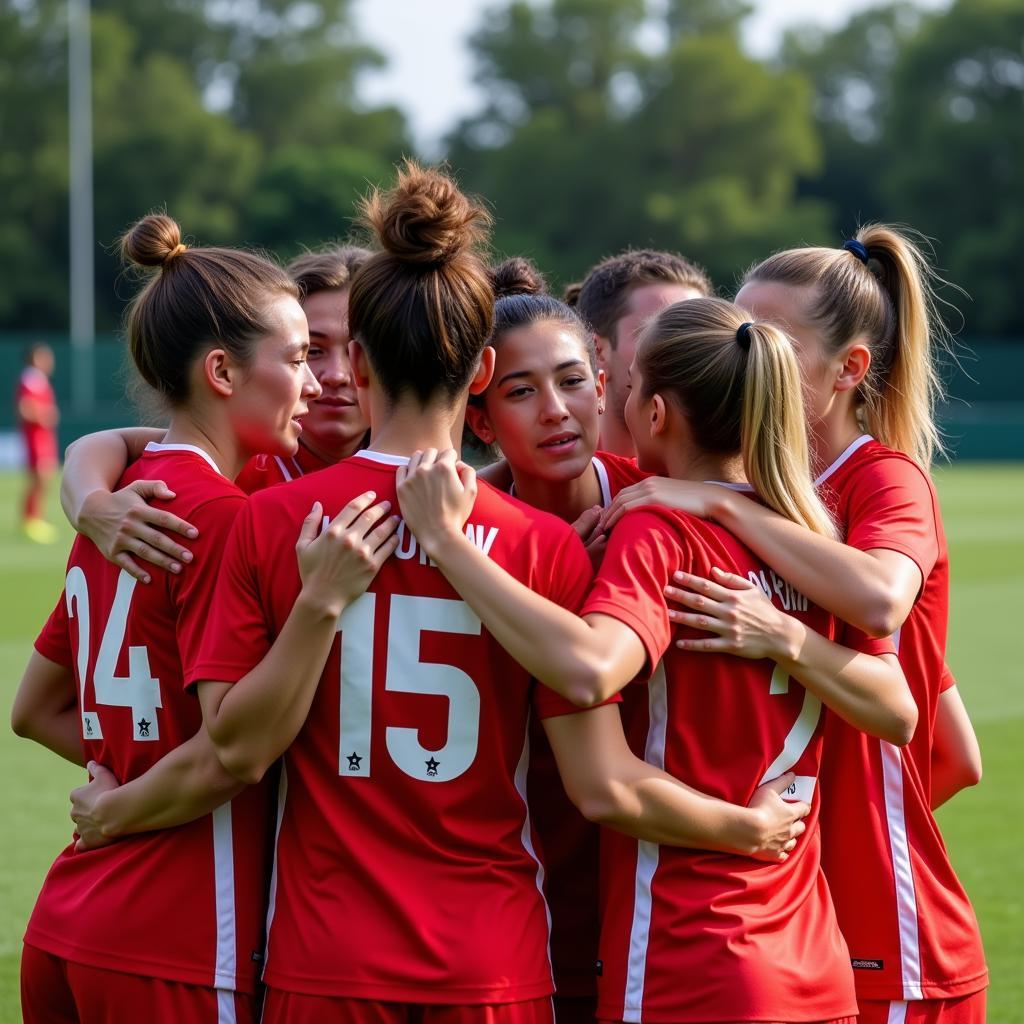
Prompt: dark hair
<box><xmin>562</xmin><ymin>281</ymin><xmax>583</xmax><ymax>307</ymax></box>
<box><xmin>287</xmin><ymin>245</ymin><xmax>373</xmax><ymax>301</ymax></box>
<box><xmin>576</xmin><ymin>249</ymin><xmax>712</xmax><ymax>346</ymax></box>
<box><xmin>347</xmin><ymin>161</ymin><xmax>494</xmax><ymax>405</ymax></box>
<box><xmin>743</xmin><ymin>225</ymin><xmax>948</xmax><ymax>466</ymax></box>
<box><xmin>638</xmin><ymin>297</ymin><xmax>833</xmax><ymax>537</ymax></box>
<box><xmin>121</xmin><ymin>213</ymin><xmax>297</xmax><ymax>408</ymax></box>
<box><xmin>488</xmin><ymin>257</ymin><xmax>596</xmax><ymax>373</ymax></box>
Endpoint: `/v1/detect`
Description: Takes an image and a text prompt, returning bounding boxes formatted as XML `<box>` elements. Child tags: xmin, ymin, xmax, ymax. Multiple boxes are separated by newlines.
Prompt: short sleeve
<box><xmin>34</xmin><ymin>589</ymin><xmax>74</xmax><ymax>670</ymax></box>
<box><xmin>171</xmin><ymin>493</ymin><xmax>246</xmax><ymax>688</ymax></box>
<box><xmin>581</xmin><ymin>508</ymin><xmax>695</xmax><ymax>681</ymax></box>
<box><xmin>939</xmin><ymin>663</ymin><xmax>957</xmax><ymax>693</ymax></box>
<box><xmin>836</xmin><ymin>620</ymin><xmax>898</xmax><ymax>659</ymax></box>
<box><xmin>187</xmin><ymin>501</ymin><xmax>273</xmax><ymax>687</ymax></box>
<box><xmin>842</xmin><ymin>457</ymin><xmax>940</xmax><ymax>582</ymax></box>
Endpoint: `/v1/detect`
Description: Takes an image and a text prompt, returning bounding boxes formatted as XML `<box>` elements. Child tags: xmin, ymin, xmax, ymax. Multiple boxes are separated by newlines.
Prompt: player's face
<box><xmin>623</xmin><ymin>358</ymin><xmax>665</xmax><ymax>475</ymax></box>
<box><xmin>297</xmin><ymin>288</ymin><xmax>368</xmax><ymax>461</ymax></box>
<box><xmin>233</xmin><ymin>295</ymin><xmax>320</xmax><ymax>457</ymax></box>
<box><xmin>476</xmin><ymin>322</ymin><xmax>604</xmax><ymax>484</ymax></box>
<box><xmin>605</xmin><ymin>283</ymin><xmax>704</xmax><ymax>425</ymax></box>
<box><xmin>735</xmin><ymin>279</ymin><xmax>832</xmax><ymax>424</ymax></box>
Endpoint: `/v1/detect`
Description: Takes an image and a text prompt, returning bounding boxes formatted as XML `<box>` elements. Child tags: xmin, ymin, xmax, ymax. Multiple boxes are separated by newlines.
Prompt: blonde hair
<box><xmin>745</xmin><ymin>224</ymin><xmax>949</xmax><ymax>466</ymax></box>
<box><xmin>638</xmin><ymin>297</ymin><xmax>835</xmax><ymax>537</ymax></box>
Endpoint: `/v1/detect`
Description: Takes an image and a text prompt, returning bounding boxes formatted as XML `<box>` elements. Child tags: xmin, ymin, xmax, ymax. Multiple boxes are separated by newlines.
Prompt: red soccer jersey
<box><xmin>190</xmin><ymin>449</ymin><xmax>595</xmax><ymax>1004</ymax></box>
<box><xmin>524</xmin><ymin>449</ymin><xmax>647</xmax><ymax>998</ymax></box>
<box><xmin>26</xmin><ymin>443</ymin><xmax>273</xmax><ymax>993</ymax></box>
<box><xmin>17</xmin><ymin>365</ymin><xmax>58</xmax><ymax>464</ymax></box>
<box><xmin>582</xmin><ymin>498</ymin><xmax>860</xmax><ymax>1024</ymax></box>
<box><xmin>235</xmin><ymin>439</ymin><xmax>335</xmax><ymax>494</ymax></box>
<box><xmin>816</xmin><ymin>436</ymin><xmax>988</xmax><ymax>1001</ymax></box>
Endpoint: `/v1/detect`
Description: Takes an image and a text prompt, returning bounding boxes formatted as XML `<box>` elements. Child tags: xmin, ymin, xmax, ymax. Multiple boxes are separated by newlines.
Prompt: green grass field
<box><xmin>0</xmin><ymin>466</ymin><xmax>1021</xmax><ymax>1022</ymax></box>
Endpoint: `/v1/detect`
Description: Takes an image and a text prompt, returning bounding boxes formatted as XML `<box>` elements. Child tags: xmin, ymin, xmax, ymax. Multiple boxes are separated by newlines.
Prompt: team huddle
<box><xmin>12</xmin><ymin>162</ymin><xmax>987</xmax><ymax>1024</ymax></box>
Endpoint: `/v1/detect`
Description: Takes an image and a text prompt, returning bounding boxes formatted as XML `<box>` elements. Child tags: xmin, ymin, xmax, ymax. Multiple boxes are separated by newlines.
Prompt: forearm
<box><xmin>91</xmin><ymin>731</ymin><xmax>244</xmax><ymax>840</ymax></box>
<box><xmin>713</xmin><ymin>492</ymin><xmax>906</xmax><ymax>637</ymax></box>
<box><xmin>931</xmin><ymin>686</ymin><xmax>982</xmax><ymax>809</ymax></box>
<box><xmin>429</xmin><ymin>530</ymin><xmax>623</xmax><ymax>704</ymax></box>
<box><xmin>203</xmin><ymin>592</ymin><xmax>342</xmax><ymax>783</ymax></box>
<box><xmin>61</xmin><ymin>428</ymin><xmax>162</xmax><ymax>528</ymax></box>
<box><xmin>774</xmin><ymin>622</ymin><xmax>917</xmax><ymax>745</ymax></box>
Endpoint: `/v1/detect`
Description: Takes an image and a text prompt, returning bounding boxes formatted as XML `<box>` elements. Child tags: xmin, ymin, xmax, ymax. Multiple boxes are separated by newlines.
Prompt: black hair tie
<box><xmin>843</xmin><ymin>239</ymin><xmax>870</xmax><ymax>265</ymax></box>
<box><xmin>736</xmin><ymin>322</ymin><xmax>753</xmax><ymax>350</ymax></box>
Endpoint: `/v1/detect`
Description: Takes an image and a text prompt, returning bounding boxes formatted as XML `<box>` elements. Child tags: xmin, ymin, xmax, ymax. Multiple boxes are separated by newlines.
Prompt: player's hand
<box><xmin>396</xmin><ymin>449</ymin><xmax>477</xmax><ymax>556</ymax></box>
<box><xmin>70</xmin><ymin>762</ymin><xmax>121</xmax><ymax>852</ymax></box>
<box><xmin>77</xmin><ymin>481</ymin><xmax>199</xmax><ymax>584</ymax></box>
<box><xmin>599</xmin><ymin>478</ymin><xmax>718</xmax><ymax>534</ymax></box>
<box><xmin>296</xmin><ymin>493</ymin><xmax>400</xmax><ymax>618</ymax></box>
<box><xmin>572</xmin><ymin>505</ymin><xmax>608</xmax><ymax>570</ymax></box>
<box><xmin>744</xmin><ymin>772</ymin><xmax>810</xmax><ymax>862</ymax></box>
<box><xmin>665</xmin><ymin>568</ymin><xmax>795</xmax><ymax>661</ymax></box>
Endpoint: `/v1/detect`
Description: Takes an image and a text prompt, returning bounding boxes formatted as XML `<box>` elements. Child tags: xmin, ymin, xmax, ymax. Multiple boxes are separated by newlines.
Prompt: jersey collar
<box><xmin>815</xmin><ymin>434</ymin><xmax>874</xmax><ymax>487</ymax></box>
<box><xmin>144</xmin><ymin>441</ymin><xmax>222</xmax><ymax>476</ymax></box>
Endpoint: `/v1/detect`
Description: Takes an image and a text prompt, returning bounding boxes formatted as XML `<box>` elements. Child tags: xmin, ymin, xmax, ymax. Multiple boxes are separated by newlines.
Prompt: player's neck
<box><xmin>813</xmin><ymin>407</ymin><xmax>866</xmax><ymax>475</ymax></box>
<box><xmin>162</xmin><ymin>412</ymin><xmax>247</xmax><ymax>480</ymax></box>
<box><xmin>511</xmin><ymin>461</ymin><xmax>602</xmax><ymax>524</ymax></box>
<box><xmin>598</xmin><ymin>414</ymin><xmax>635</xmax><ymax>460</ymax></box>
<box><xmin>367</xmin><ymin>398</ymin><xmax>466</xmax><ymax>459</ymax></box>
<box><xmin>664</xmin><ymin>448</ymin><xmax>746</xmax><ymax>487</ymax></box>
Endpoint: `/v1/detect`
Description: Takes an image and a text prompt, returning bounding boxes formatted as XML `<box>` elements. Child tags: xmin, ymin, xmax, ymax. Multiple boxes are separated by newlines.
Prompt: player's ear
<box><xmin>595</xmin><ymin>367</ymin><xmax>606</xmax><ymax>416</ymax></box>
<box><xmin>593</xmin><ymin>333</ymin><xmax>612</xmax><ymax>373</ymax></box>
<box><xmin>348</xmin><ymin>340</ymin><xmax>371</xmax><ymax>388</ymax></box>
<box><xmin>834</xmin><ymin>339</ymin><xmax>872</xmax><ymax>394</ymax></box>
<box><xmin>202</xmin><ymin>348</ymin><xmax>234</xmax><ymax>398</ymax></box>
<box><xmin>465</xmin><ymin>403</ymin><xmax>495</xmax><ymax>445</ymax></box>
<box><xmin>469</xmin><ymin>345</ymin><xmax>495</xmax><ymax>395</ymax></box>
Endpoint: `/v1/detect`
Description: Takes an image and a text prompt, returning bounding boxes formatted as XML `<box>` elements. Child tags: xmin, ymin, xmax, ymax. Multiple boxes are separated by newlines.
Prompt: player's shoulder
<box><xmin>474</xmin><ymin>479</ymin><xmax>578</xmax><ymax>541</ymax></box>
<box><xmin>124</xmin><ymin>445</ymin><xmax>244</xmax><ymax>520</ymax></box>
<box><xmin>824</xmin><ymin>436</ymin><xmax>936</xmax><ymax>497</ymax></box>
<box><xmin>593</xmin><ymin>449</ymin><xmax>648</xmax><ymax>497</ymax></box>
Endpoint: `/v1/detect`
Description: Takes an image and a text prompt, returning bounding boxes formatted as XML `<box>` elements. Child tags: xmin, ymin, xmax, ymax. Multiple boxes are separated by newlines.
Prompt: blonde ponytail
<box><xmin>637</xmin><ymin>297</ymin><xmax>834</xmax><ymax>537</ymax></box>
<box><xmin>742</xmin><ymin>323</ymin><xmax>836</xmax><ymax>537</ymax></box>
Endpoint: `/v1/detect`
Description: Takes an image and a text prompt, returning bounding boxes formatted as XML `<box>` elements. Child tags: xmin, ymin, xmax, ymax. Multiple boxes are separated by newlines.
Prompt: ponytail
<box><xmin>745</xmin><ymin>223</ymin><xmax>952</xmax><ymax>466</ymax></box>
<box><xmin>741</xmin><ymin>323</ymin><xmax>836</xmax><ymax>537</ymax></box>
<box><xmin>638</xmin><ymin>297</ymin><xmax>835</xmax><ymax>537</ymax></box>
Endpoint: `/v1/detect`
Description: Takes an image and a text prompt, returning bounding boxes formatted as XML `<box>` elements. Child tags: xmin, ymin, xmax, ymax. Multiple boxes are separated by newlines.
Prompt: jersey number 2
<box><xmin>65</xmin><ymin>567</ymin><xmax>162</xmax><ymax>742</ymax></box>
<box><xmin>335</xmin><ymin>593</ymin><xmax>482</xmax><ymax>783</ymax></box>
<box><xmin>758</xmin><ymin>665</ymin><xmax>821</xmax><ymax>804</ymax></box>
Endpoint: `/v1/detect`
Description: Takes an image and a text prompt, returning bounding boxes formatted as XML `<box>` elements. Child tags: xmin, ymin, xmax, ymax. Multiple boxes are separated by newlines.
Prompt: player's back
<box><xmin>203</xmin><ymin>449</ymin><xmax>593</xmax><ymax>1003</ymax></box>
<box><xmin>26</xmin><ymin>444</ymin><xmax>272</xmax><ymax>993</ymax></box>
<box><xmin>583</xmin><ymin>500</ymin><xmax>856</xmax><ymax>1022</ymax></box>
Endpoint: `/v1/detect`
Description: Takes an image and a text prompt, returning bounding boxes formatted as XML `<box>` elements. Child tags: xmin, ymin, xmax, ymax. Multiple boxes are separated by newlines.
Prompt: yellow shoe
<box><xmin>23</xmin><ymin>518</ymin><xmax>58</xmax><ymax>544</ymax></box>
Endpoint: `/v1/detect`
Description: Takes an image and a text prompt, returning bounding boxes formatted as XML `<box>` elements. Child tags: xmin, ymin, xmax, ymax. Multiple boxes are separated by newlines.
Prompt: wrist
<box><xmin>776</xmin><ymin>615</ymin><xmax>807</xmax><ymax>666</ymax></box>
<box><xmin>420</xmin><ymin>523</ymin><xmax>468</xmax><ymax>564</ymax></box>
<box><xmin>294</xmin><ymin>587</ymin><xmax>348</xmax><ymax>623</ymax></box>
<box><xmin>733</xmin><ymin>805</ymin><xmax>766</xmax><ymax>856</ymax></box>
<box><xmin>93</xmin><ymin>791</ymin><xmax>124</xmax><ymax>840</ymax></box>
<box><xmin>706</xmin><ymin>487</ymin><xmax>736</xmax><ymax>526</ymax></box>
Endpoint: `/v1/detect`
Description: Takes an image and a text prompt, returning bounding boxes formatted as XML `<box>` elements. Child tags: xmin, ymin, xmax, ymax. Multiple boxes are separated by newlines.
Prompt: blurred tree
<box><xmin>882</xmin><ymin>0</ymin><xmax>1024</xmax><ymax>334</ymax></box>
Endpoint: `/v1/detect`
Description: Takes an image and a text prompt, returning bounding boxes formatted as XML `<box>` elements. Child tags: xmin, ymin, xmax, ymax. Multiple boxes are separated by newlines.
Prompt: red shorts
<box><xmin>24</xmin><ymin>429</ymin><xmax>58</xmax><ymax>471</ymax></box>
<box><xmin>857</xmin><ymin>992</ymin><xmax>987</xmax><ymax>1024</ymax></box>
<box><xmin>261</xmin><ymin>990</ymin><xmax>555</xmax><ymax>1024</ymax></box>
<box><xmin>21</xmin><ymin>944</ymin><xmax>258</xmax><ymax>1024</ymax></box>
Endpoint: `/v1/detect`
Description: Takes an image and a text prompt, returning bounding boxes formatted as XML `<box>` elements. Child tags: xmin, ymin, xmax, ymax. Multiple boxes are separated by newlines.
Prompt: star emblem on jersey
<box><xmin>137</xmin><ymin>718</ymin><xmax>151</xmax><ymax>738</ymax></box>
<box><xmin>346</xmin><ymin>751</ymin><xmax>363</xmax><ymax>771</ymax></box>
<box><xmin>425</xmin><ymin>757</ymin><xmax>440</xmax><ymax>777</ymax></box>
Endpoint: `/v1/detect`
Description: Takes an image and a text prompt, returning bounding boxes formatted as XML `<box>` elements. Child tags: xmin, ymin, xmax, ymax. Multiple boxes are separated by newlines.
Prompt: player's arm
<box><xmin>198</xmin><ymin>494</ymin><xmax>399</xmax><ymax>785</ymax></box>
<box><xmin>68</xmin><ymin>730</ymin><xmax>245</xmax><ymax>851</ymax></box>
<box><xmin>665</xmin><ymin>569</ymin><xmax>918</xmax><ymax>745</ymax></box>
<box><xmin>544</xmin><ymin>705</ymin><xmax>807</xmax><ymax>861</ymax></box>
<box><xmin>18</xmin><ymin>394</ymin><xmax>48</xmax><ymax>426</ymax></box>
<box><xmin>10</xmin><ymin>651</ymin><xmax>86</xmax><ymax>766</ymax></box>
<box><xmin>61</xmin><ymin>426</ymin><xmax>198</xmax><ymax>583</ymax></box>
<box><xmin>602</xmin><ymin>479</ymin><xmax>920</xmax><ymax>638</ymax></box>
<box><xmin>397</xmin><ymin>450</ymin><xmax>645</xmax><ymax>705</ymax></box>
<box><xmin>931</xmin><ymin>681</ymin><xmax>982</xmax><ymax>809</ymax></box>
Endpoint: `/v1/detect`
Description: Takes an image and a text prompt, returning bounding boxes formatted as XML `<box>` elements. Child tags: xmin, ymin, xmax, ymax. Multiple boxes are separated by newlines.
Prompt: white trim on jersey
<box><xmin>144</xmin><ymin>441</ymin><xmax>223</xmax><ymax>476</ymax></box>
<box><xmin>814</xmin><ymin>433</ymin><xmax>875</xmax><ymax>487</ymax></box>
<box><xmin>272</xmin><ymin>455</ymin><xmax>302</xmax><ymax>482</ymax></box>
<box><xmin>592</xmin><ymin>455</ymin><xmax>612</xmax><ymax>508</ymax></box>
<box><xmin>887</xmin><ymin>1000</ymin><xmax>909</xmax><ymax>1024</ymax></box>
<box><xmin>513</xmin><ymin>722</ymin><xmax>556</xmax><ymax>984</ymax></box>
<box><xmin>355</xmin><ymin>449</ymin><xmax>411</xmax><ymax>467</ymax></box>
<box><xmin>211</xmin><ymin>802</ymin><xmax>238</xmax><ymax>989</ymax></box>
<box><xmin>263</xmin><ymin>765</ymin><xmax>289</xmax><ymax>970</ymax></box>
<box><xmin>622</xmin><ymin>662</ymin><xmax>669</xmax><ymax>1023</ymax></box>
<box><xmin>217</xmin><ymin>987</ymin><xmax>237</xmax><ymax>1024</ymax></box>
<box><xmin>704</xmin><ymin>480</ymin><xmax>756</xmax><ymax>492</ymax></box>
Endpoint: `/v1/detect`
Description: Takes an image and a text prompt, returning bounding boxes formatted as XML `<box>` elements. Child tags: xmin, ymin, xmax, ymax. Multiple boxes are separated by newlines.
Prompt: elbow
<box><xmin>862</xmin><ymin>599</ymin><xmax>905</xmax><ymax>640</ymax></box>
<box><xmin>10</xmin><ymin>705</ymin><xmax>33</xmax><ymax>740</ymax></box>
<box><xmin>960</xmin><ymin>752</ymin><xmax>983</xmax><ymax>790</ymax></box>
<box><xmin>573</xmin><ymin>785</ymin><xmax>624</xmax><ymax>828</ymax></box>
<box><xmin>211</xmin><ymin>738</ymin><xmax>268</xmax><ymax>787</ymax></box>
<box><xmin>561</xmin><ymin>652</ymin><xmax>621</xmax><ymax>708</ymax></box>
<box><xmin>884</xmin><ymin>697</ymin><xmax>919</xmax><ymax>748</ymax></box>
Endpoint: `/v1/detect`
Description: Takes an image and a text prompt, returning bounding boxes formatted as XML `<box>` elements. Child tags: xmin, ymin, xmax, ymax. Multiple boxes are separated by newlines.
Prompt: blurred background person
<box><xmin>16</xmin><ymin>343</ymin><xmax>59</xmax><ymax>544</ymax></box>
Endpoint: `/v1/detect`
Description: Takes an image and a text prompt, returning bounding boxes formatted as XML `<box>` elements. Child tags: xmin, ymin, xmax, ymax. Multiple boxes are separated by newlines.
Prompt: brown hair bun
<box><xmin>360</xmin><ymin>161</ymin><xmax>491</xmax><ymax>267</ymax></box>
<box><xmin>490</xmin><ymin>257</ymin><xmax>546</xmax><ymax>300</ymax></box>
<box><xmin>121</xmin><ymin>213</ymin><xmax>185</xmax><ymax>269</ymax></box>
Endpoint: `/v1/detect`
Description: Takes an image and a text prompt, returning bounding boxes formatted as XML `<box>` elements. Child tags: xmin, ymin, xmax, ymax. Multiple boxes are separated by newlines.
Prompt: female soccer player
<box><xmin>189</xmin><ymin>163</ymin><xmax>809</xmax><ymax>1024</ymax></box>
<box><xmin>11</xmin><ymin>214</ymin><xmax>396</xmax><ymax>1023</ymax></box>
<box><xmin>608</xmin><ymin>227</ymin><xmax>988</xmax><ymax>1023</ymax></box>
<box><xmin>16</xmin><ymin>342</ymin><xmax>60</xmax><ymax>543</ymax></box>
<box><xmin>58</xmin><ymin>244</ymin><xmax>373</xmax><ymax>582</ymax></box>
<box><xmin>397</xmin><ymin>296</ymin><xmax>920</xmax><ymax>1023</ymax></box>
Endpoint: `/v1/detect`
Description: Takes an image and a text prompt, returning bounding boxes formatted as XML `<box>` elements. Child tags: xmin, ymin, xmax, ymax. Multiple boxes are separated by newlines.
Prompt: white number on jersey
<box><xmin>65</xmin><ymin>567</ymin><xmax>163</xmax><ymax>742</ymax></box>
<box><xmin>759</xmin><ymin>664</ymin><xmax>821</xmax><ymax>804</ymax></box>
<box><xmin>337</xmin><ymin>593</ymin><xmax>482</xmax><ymax>783</ymax></box>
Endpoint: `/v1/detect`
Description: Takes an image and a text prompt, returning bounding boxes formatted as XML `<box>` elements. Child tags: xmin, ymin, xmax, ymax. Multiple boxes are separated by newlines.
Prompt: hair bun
<box><xmin>121</xmin><ymin>213</ymin><xmax>185</xmax><ymax>269</ymax></box>
<box><xmin>491</xmin><ymin>257</ymin><xmax>546</xmax><ymax>300</ymax></box>
<box><xmin>362</xmin><ymin>161</ymin><xmax>491</xmax><ymax>268</ymax></box>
